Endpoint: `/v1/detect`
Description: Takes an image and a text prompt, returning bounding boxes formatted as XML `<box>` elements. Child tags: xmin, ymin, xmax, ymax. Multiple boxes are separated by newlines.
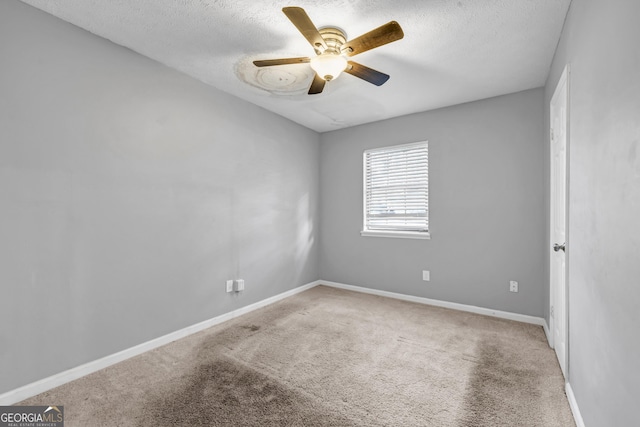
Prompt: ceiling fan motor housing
<box><xmin>317</xmin><ymin>27</ymin><xmax>347</xmax><ymax>54</ymax></box>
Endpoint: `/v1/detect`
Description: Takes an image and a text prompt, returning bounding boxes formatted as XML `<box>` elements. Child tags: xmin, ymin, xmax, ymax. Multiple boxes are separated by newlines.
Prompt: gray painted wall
<box><xmin>544</xmin><ymin>0</ymin><xmax>640</xmax><ymax>425</ymax></box>
<box><xmin>0</xmin><ymin>1</ymin><xmax>319</xmax><ymax>394</ymax></box>
<box><xmin>320</xmin><ymin>89</ymin><xmax>546</xmax><ymax>317</ymax></box>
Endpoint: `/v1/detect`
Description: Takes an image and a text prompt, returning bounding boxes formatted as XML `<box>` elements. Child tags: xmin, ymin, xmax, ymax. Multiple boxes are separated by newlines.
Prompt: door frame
<box><xmin>549</xmin><ymin>65</ymin><xmax>570</xmax><ymax>379</ymax></box>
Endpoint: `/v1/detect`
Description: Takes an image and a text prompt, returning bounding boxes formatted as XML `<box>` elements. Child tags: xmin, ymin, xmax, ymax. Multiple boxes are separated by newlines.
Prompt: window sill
<box><xmin>360</xmin><ymin>230</ymin><xmax>431</xmax><ymax>240</ymax></box>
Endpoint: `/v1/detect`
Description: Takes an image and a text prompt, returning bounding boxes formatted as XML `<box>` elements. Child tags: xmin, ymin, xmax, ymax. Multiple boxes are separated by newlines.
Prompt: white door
<box><xmin>550</xmin><ymin>66</ymin><xmax>569</xmax><ymax>379</ymax></box>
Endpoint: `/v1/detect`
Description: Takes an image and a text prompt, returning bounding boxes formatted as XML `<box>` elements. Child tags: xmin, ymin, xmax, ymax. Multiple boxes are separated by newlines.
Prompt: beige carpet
<box><xmin>21</xmin><ymin>285</ymin><xmax>575</xmax><ymax>426</ymax></box>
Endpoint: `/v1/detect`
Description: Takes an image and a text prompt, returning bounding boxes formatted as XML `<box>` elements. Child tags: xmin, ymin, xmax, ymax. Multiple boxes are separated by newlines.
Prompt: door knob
<box><xmin>553</xmin><ymin>243</ymin><xmax>566</xmax><ymax>252</ymax></box>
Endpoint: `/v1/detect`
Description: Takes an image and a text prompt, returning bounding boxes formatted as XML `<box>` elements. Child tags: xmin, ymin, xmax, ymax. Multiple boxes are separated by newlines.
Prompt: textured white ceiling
<box><xmin>19</xmin><ymin>0</ymin><xmax>571</xmax><ymax>132</ymax></box>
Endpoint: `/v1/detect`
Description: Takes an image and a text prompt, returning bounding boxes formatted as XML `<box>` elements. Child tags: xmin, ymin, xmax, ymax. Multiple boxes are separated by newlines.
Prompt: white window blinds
<box><xmin>363</xmin><ymin>141</ymin><xmax>429</xmax><ymax>234</ymax></box>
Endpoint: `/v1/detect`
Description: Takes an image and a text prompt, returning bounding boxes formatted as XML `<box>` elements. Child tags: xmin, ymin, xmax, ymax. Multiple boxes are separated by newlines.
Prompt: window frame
<box><xmin>361</xmin><ymin>141</ymin><xmax>430</xmax><ymax>240</ymax></box>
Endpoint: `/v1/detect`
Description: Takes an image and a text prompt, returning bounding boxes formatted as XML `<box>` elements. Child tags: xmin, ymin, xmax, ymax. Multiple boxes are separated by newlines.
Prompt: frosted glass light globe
<box><xmin>310</xmin><ymin>53</ymin><xmax>348</xmax><ymax>81</ymax></box>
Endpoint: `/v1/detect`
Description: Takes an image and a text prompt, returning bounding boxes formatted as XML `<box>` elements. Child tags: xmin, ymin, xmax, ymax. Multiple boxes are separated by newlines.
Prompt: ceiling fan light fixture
<box><xmin>253</xmin><ymin>7</ymin><xmax>404</xmax><ymax>94</ymax></box>
<box><xmin>310</xmin><ymin>53</ymin><xmax>348</xmax><ymax>81</ymax></box>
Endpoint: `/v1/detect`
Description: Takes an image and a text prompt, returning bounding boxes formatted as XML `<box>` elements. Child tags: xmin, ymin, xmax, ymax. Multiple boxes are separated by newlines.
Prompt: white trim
<box><xmin>360</xmin><ymin>230</ymin><xmax>431</xmax><ymax>240</ymax></box>
<box><xmin>543</xmin><ymin>319</ymin><xmax>553</xmax><ymax>347</ymax></box>
<box><xmin>319</xmin><ymin>281</ymin><xmax>545</xmax><ymax>326</ymax></box>
<box><xmin>566</xmin><ymin>382</ymin><xmax>586</xmax><ymax>427</ymax></box>
<box><xmin>0</xmin><ymin>280</ymin><xmax>320</xmax><ymax>405</ymax></box>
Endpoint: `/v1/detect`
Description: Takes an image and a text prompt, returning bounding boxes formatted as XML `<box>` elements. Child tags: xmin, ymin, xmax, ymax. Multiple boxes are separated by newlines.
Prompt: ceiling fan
<box><xmin>253</xmin><ymin>7</ymin><xmax>404</xmax><ymax>95</ymax></box>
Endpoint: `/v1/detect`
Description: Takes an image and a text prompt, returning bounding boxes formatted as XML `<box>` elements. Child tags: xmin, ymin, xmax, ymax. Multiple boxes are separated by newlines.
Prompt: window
<box><xmin>362</xmin><ymin>141</ymin><xmax>429</xmax><ymax>239</ymax></box>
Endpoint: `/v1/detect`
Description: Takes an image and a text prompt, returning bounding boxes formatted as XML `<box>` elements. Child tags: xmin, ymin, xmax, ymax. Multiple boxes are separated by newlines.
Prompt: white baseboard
<box><xmin>0</xmin><ymin>280</ymin><xmax>320</xmax><ymax>405</ymax></box>
<box><xmin>566</xmin><ymin>382</ymin><xmax>586</xmax><ymax>427</ymax></box>
<box><xmin>319</xmin><ymin>280</ymin><xmax>546</xmax><ymax>326</ymax></box>
<box><xmin>543</xmin><ymin>319</ymin><xmax>553</xmax><ymax>347</ymax></box>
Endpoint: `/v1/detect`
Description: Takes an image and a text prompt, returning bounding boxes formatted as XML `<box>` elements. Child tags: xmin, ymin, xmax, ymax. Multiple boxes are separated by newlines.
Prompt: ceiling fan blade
<box><xmin>253</xmin><ymin>57</ymin><xmax>310</xmax><ymax>67</ymax></box>
<box><xmin>282</xmin><ymin>7</ymin><xmax>327</xmax><ymax>53</ymax></box>
<box><xmin>308</xmin><ymin>73</ymin><xmax>326</xmax><ymax>95</ymax></box>
<box><xmin>342</xmin><ymin>21</ymin><xmax>404</xmax><ymax>57</ymax></box>
<box><xmin>344</xmin><ymin>61</ymin><xmax>390</xmax><ymax>86</ymax></box>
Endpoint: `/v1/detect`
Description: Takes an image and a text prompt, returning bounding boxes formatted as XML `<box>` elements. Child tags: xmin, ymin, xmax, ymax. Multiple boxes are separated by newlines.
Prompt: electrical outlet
<box><xmin>226</xmin><ymin>280</ymin><xmax>234</xmax><ymax>293</ymax></box>
<box><xmin>422</xmin><ymin>270</ymin><xmax>430</xmax><ymax>281</ymax></box>
<box><xmin>234</xmin><ymin>279</ymin><xmax>245</xmax><ymax>292</ymax></box>
<box><xmin>510</xmin><ymin>280</ymin><xmax>519</xmax><ymax>292</ymax></box>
